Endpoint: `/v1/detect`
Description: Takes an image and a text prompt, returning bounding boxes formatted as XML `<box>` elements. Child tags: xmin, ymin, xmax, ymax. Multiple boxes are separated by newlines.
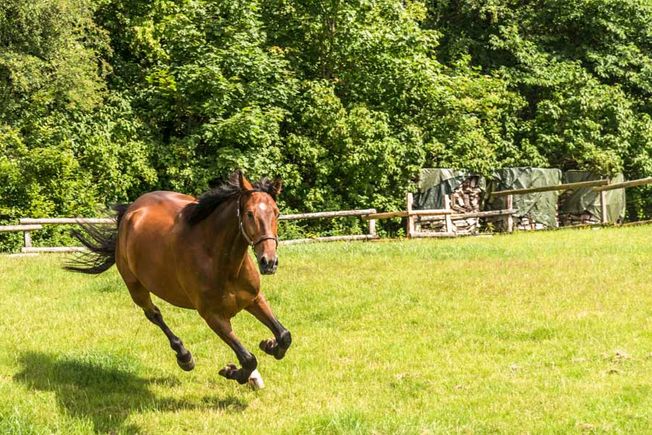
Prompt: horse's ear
<box><xmin>270</xmin><ymin>178</ymin><xmax>283</xmax><ymax>199</ymax></box>
<box><xmin>238</xmin><ymin>170</ymin><xmax>254</xmax><ymax>191</ymax></box>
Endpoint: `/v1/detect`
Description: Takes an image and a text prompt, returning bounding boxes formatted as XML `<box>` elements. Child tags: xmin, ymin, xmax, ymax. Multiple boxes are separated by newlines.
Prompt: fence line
<box><xmin>3</xmin><ymin>209</ymin><xmax>379</xmax><ymax>253</ymax></box>
<box><xmin>5</xmin><ymin>174</ymin><xmax>652</xmax><ymax>253</ymax></box>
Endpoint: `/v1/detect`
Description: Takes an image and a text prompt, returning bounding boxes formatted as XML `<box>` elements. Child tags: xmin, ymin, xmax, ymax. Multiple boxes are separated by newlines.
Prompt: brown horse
<box><xmin>66</xmin><ymin>171</ymin><xmax>291</xmax><ymax>389</ymax></box>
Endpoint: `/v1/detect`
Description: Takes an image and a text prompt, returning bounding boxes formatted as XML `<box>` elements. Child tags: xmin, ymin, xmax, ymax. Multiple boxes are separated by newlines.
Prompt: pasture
<box><xmin>0</xmin><ymin>227</ymin><xmax>651</xmax><ymax>434</ymax></box>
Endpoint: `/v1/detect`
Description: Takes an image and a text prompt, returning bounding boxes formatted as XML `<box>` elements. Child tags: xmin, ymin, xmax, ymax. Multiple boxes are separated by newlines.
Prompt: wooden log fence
<box><xmin>491</xmin><ymin>179</ymin><xmax>611</xmax><ymax>228</ymax></box>
<box><xmin>1</xmin><ymin>209</ymin><xmax>379</xmax><ymax>253</ymax></box>
<box><xmin>5</xmin><ymin>175</ymin><xmax>652</xmax><ymax>253</ymax></box>
<box><xmin>362</xmin><ymin>193</ymin><xmax>515</xmax><ymax>238</ymax></box>
<box><xmin>489</xmin><ymin>176</ymin><xmax>652</xmax><ymax>227</ymax></box>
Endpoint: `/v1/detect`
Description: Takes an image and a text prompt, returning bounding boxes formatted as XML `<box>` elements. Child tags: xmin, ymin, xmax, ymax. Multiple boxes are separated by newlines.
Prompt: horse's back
<box><xmin>121</xmin><ymin>190</ymin><xmax>194</xmax><ymax>240</ymax></box>
<box><xmin>116</xmin><ymin>191</ymin><xmax>196</xmax><ymax>308</ymax></box>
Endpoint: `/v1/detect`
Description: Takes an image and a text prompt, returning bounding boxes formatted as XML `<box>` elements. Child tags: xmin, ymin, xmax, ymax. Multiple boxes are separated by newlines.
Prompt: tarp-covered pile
<box><xmin>413</xmin><ymin>168</ymin><xmax>484</xmax><ymax>235</ymax></box>
<box><xmin>484</xmin><ymin>167</ymin><xmax>562</xmax><ymax>230</ymax></box>
<box><xmin>559</xmin><ymin>171</ymin><xmax>626</xmax><ymax>225</ymax></box>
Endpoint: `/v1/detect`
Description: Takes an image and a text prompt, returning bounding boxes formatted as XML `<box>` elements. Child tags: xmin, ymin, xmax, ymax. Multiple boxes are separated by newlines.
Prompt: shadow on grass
<box><xmin>14</xmin><ymin>351</ymin><xmax>247</xmax><ymax>433</ymax></box>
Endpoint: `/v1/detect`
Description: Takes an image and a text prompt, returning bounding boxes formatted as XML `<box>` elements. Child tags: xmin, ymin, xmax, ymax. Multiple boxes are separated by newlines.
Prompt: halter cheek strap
<box><xmin>237</xmin><ymin>193</ymin><xmax>279</xmax><ymax>248</ymax></box>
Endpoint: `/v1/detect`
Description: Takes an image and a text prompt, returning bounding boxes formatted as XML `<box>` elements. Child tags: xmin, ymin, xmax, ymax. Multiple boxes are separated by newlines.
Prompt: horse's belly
<box><xmin>120</xmin><ymin>246</ymin><xmax>195</xmax><ymax>309</ymax></box>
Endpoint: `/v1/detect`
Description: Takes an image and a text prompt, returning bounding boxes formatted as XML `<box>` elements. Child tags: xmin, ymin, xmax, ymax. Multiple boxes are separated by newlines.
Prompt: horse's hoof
<box><xmin>248</xmin><ymin>369</ymin><xmax>265</xmax><ymax>390</ymax></box>
<box><xmin>259</xmin><ymin>338</ymin><xmax>276</xmax><ymax>354</ymax></box>
<box><xmin>260</xmin><ymin>338</ymin><xmax>287</xmax><ymax>360</ymax></box>
<box><xmin>177</xmin><ymin>353</ymin><xmax>195</xmax><ymax>371</ymax></box>
<box><xmin>219</xmin><ymin>363</ymin><xmax>238</xmax><ymax>379</ymax></box>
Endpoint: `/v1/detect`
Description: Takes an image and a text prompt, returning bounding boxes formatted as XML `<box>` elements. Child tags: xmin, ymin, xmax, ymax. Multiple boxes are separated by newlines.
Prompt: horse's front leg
<box><xmin>246</xmin><ymin>294</ymin><xmax>292</xmax><ymax>360</ymax></box>
<box><xmin>201</xmin><ymin>312</ymin><xmax>262</xmax><ymax>388</ymax></box>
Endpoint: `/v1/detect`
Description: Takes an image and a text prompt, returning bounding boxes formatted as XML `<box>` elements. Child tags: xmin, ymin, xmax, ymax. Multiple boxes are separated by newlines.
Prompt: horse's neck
<box><xmin>203</xmin><ymin>198</ymin><xmax>250</xmax><ymax>275</ymax></box>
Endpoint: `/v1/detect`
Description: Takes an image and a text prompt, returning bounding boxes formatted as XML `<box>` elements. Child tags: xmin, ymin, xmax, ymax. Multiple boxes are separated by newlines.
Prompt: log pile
<box><xmin>557</xmin><ymin>189</ymin><xmax>600</xmax><ymax>226</ymax></box>
<box><xmin>483</xmin><ymin>213</ymin><xmax>548</xmax><ymax>231</ymax></box>
<box><xmin>515</xmin><ymin>216</ymin><xmax>547</xmax><ymax>230</ymax></box>
<box><xmin>417</xmin><ymin>176</ymin><xmax>482</xmax><ymax>235</ymax></box>
<box><xmin>558</xmin><ymin>212</ymin><xmax>600</xmax><ymax>226</ymax></box>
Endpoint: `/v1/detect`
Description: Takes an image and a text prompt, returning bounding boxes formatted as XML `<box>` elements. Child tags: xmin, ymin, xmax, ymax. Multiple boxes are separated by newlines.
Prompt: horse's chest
<box><xmin>220</xmin><ymin>280</ymin><xmax>259</xmax><ymax>315</ymax></box>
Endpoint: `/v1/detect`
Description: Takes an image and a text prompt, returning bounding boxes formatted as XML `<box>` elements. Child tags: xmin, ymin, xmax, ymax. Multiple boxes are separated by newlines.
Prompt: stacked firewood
<box><xmin>484</xmin><ymin>213</ymin><xmax>549</xmax><ymax>231</ymax></box>
<box><xmin>557</xmin><ymin>189</ymin><xmax>600</xmax><ymax>226</ymax></box>
<box><xmin>558</xmin><ymin>212</ymin><xmax>600</xmax><ymax>226</ymax></box>
<box><xmin>516</xmin><ymin>216</ymin><xmax>547</xmax><ymax>230</ymax></box>
<box><xmin>418</xmin><ymin>176</ymin><xmax>483</xmax><ymax>235</ymax></box>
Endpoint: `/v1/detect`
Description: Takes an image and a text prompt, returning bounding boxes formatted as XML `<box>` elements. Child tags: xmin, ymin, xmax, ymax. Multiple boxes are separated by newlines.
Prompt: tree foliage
<box><xmin>2</xmin><ymin>0</ymin><xmax>652</xmax><ymax>248</ymax></box>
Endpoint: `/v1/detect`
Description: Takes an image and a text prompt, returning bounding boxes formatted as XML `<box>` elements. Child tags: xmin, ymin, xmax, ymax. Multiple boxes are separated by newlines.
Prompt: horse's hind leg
<box><xmin>127</xmin><ymin>282</ymin><xmax>195</xmax><ymax>371</ymax></box>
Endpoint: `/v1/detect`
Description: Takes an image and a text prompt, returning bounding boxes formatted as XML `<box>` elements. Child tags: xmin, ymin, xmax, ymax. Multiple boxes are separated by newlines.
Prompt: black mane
<box><xmin>184</xmin><ymin>172</ymin><xmax>279</xmax><ymax>225</ymax></box>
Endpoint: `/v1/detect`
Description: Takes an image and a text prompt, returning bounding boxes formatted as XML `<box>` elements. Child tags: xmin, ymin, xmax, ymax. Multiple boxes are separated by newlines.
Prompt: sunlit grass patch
<box><xmin>1</xmin><ymin>226</ymin><xmax>651</xmax><ymax>433</ymax></box>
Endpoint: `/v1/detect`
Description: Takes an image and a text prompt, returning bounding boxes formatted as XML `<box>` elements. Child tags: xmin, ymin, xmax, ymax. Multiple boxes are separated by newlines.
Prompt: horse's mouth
<box><xmin>258</xmin><ymin>257</ymin><xmax>278</xmax><ymax>275</ymax></box>
<box><xmin>259</xmin><ymin>266</ymin><xmax>277</xmax><ymax>275</ymax></box>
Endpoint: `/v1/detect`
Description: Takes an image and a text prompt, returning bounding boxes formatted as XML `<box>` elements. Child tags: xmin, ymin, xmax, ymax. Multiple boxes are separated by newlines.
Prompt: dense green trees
<box><xmin>427</xmin><ymin>0</ymin><xmax>652</xmax><ymax>216</ymax></box>
<box><xmin>2</xmin><ymin>0</ymin><xmax>652</xmax><ymax>248</ymax></box>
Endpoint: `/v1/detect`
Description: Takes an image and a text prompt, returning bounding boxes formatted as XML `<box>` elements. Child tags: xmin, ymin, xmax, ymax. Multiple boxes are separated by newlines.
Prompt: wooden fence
<box><xmin>362</xmin><ymin>193</ymin><xmax>516</xmax><ymax>237</ymax></box>
<box><xmin>3</xmin><ymin>175</ymin><xmax>652</xmax><ymax>253</ymax></box>
<box><xmin>490</xmin><ymin>178</ymin><xmax>611</xmax><ymax>224</ymax></box>
<box><xmin>1</xmin><ymin>210</ymin><xmax>379</xmax><ymax>254</ymax></box>
<box><xmin>363</xmin><ymin>175</ymin><xmax>652</xmax><ymax>237</ymax></box>
<box><xmin>487</xmin><ymin>176</ymin><xmax>652</xmax><ymax>225</ymax></box>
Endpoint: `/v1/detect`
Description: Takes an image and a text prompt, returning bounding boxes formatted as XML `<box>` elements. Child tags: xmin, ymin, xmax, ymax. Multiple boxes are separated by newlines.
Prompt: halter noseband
<box><xmin>236</xmin><ymin>191</ymin><xmax>279</xmax><ymax>248</ymax></box>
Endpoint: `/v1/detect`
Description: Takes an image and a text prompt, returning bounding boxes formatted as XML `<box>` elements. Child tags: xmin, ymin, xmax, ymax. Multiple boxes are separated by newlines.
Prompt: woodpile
<box><xmin>484</xmin><ymin>208</ymin><xmax>556</xmax><ymax>232</ymax></box>
<box><xmin>558</xmin><ymin>212</ymin><xmax>600</xmax><ymax>226</ymax></box>
<box><xmin>515</xmin><ymin>216</ymin><xmax>547</xmax><ymax>230</ymax></box>
<box><xmin>557</xmin><ymin>188</ymin><xmax>601</xmax><ymax>226</ymax></box>
<box><xmin>417</xmin><ymin>176</ymin><xmax>483</xmax><ymax>235</ymax></box>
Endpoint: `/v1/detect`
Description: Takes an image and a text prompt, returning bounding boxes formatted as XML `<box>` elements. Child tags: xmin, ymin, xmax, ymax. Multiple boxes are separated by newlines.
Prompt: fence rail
<box><xmin>279</xmin><ymin>209</ymin><xmax>376</xmax><ymax>220</ymax></box>
<box><xmin>593</xmin><ymin>176</ymin><xmax>652</xmax><ymax>192</ymax></box>
<box><xmin>490</xmin><ymin>179</ymin><xmax>609</xmax><ymax>197</ymax></box>
<box><xmin>0</xmin><ymin>224</ymin><xmax>43</xmax><ymax>232</ymax></box>
<box><xmin>19</xmin><ymin>218</ymin><xmax>114</xmax><ymax>225</ymax></box>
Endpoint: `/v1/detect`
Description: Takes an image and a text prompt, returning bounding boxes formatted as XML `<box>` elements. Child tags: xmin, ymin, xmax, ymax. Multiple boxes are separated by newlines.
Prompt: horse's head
<box><xmin>237</xmin><ymin>172</ymin><xmax>282</xmax><ymax>275</ymax></box>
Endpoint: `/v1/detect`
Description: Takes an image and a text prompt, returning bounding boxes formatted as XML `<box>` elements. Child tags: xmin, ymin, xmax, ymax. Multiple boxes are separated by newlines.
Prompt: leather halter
<box><xmin>236</xmin><ymin>191</ymin><xmax>279</xmax><ymax>248</ymax></box>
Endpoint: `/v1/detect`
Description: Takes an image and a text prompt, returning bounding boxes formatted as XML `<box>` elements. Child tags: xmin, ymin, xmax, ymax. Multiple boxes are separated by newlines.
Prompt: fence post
<box><xmin>600</xmin><ymin>190</ymin><xmax>608</xmax><ymax>224</ymax></box>
<box><xmin>506</xmin><ymin>195</ymin><xmax>514</xmax><ymax>233</ymax></box>
<box><xmin>23</xmin><ymin>230</ymin><xmax>32</xmax><ymax>249</ymax></box>
<box><xmin>444</xmin><ymin>194</ymin><xmax>453</xmax><ymax>234</ymax></box>
<box><xmin>406</xmin><ymin>192</ymin><xmax>415</xmax><ymax>237</ymax></box>
<box><xmin>368</xmin><ymin>218</ymin><xmax>376</xmax><ymax>237</ymax></box>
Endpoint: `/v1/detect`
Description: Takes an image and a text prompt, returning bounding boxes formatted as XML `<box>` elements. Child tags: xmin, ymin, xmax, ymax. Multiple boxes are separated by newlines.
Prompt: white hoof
<box><xmin>248</xmin><ymin>369</ymin><xmax>264</xmax><ymax>390</ymax></box>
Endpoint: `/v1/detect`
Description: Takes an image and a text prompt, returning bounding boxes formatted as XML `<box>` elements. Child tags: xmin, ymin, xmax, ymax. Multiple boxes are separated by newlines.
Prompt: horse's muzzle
<box><xmin>259</xmin><ymin>256</ymin><xmax>278</xmax><ymax>275</ymax></box>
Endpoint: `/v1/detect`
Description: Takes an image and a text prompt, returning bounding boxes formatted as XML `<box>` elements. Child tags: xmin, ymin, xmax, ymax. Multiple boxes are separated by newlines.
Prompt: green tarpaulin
<box><xmin>485</xmin><ymin>167</ymin><xmax>562</xmax><ymax>229</ymax></box>
<box><xmin>413</xmin><ymin>168</ymin><xmax>484</xmax><ymax>210</ymax></box>
<box><xmin>560</xmin><ymin>171</ymin><xmax>626</xmax><ymax>223</ymax></box>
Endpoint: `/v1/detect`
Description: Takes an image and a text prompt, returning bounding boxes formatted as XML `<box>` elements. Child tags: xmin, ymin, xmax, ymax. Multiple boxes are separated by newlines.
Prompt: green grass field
<box><xmin>1</xmin><ymin>227</ymin><xmax>651</xmax><ymax>434</ymax></box>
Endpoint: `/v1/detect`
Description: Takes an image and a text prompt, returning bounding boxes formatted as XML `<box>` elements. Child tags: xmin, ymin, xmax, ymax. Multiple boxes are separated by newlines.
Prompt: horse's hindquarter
<box><xmin>116</xmin><ymin>191</ymin><xmax>196</xmax><ymax>309</ymax></box>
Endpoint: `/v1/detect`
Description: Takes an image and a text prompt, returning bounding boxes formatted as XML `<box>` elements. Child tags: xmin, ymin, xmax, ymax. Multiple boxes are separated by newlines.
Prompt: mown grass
<box><xmin>1</xmin><ymin>226</ymin><xmax>651</xmax><ymax>434</ymax></box>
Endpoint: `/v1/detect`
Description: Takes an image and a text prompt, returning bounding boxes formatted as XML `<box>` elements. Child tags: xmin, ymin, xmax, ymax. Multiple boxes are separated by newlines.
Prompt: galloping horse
<box><xmin>66</xmin><ymin>171</ymin><xmax>291</xmax><ymax>388</ymax></box>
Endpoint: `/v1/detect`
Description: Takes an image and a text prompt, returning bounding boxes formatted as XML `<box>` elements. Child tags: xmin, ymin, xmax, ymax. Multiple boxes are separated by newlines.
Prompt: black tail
<box><xmin>64</xmin><ymin>204</ymin><xmax>130</xmax><ymax>274</ymax></box>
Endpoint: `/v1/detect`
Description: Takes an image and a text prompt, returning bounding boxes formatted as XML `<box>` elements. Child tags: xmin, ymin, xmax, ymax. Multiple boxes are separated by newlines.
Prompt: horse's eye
<box><xmin>246</xmin><ymin>211</ymin><xmax>254</xmax><ymax>219</ymax></box>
